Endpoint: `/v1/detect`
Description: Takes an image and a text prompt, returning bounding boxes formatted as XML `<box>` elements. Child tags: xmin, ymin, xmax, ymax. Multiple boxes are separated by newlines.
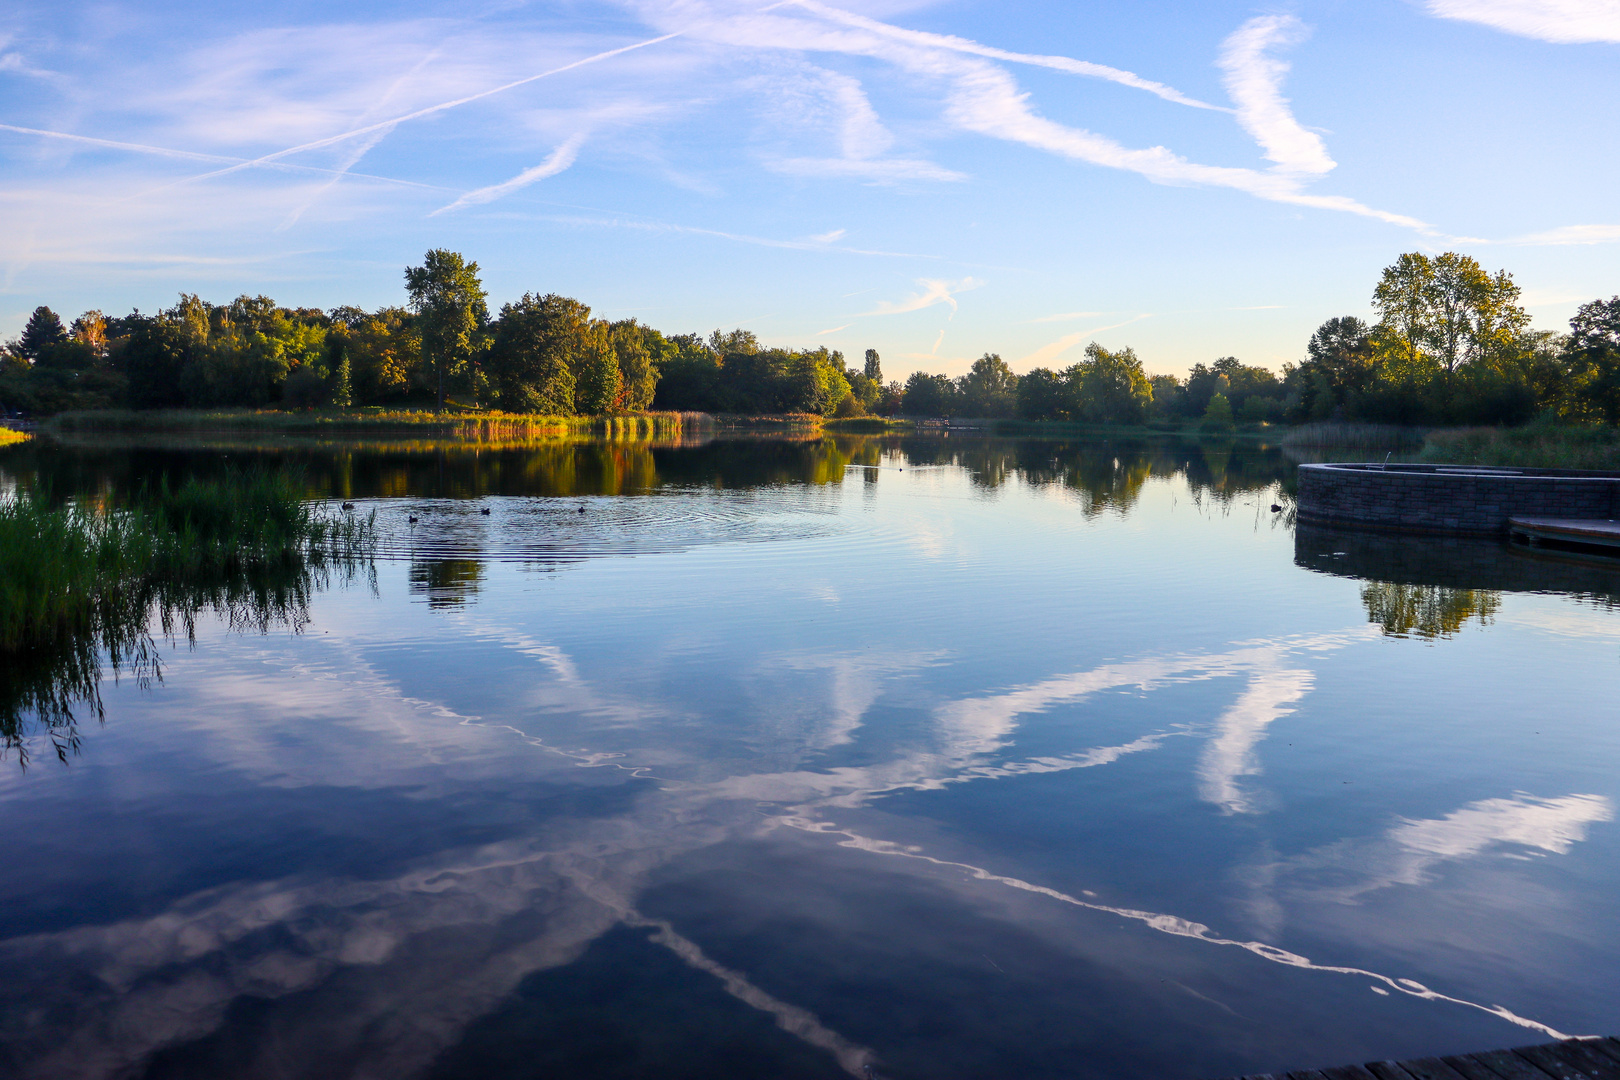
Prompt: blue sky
<box><xmin>1</xmin><ymin>0</ymin><xmax>1616</xmax><ymax>377</ymax></box>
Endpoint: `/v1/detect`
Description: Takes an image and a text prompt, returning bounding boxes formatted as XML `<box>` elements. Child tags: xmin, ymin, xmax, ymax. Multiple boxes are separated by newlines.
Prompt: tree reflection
<box><xmin>10</xmin><ymin>432</ymin><xmax>1293</xmax><ymax>506</ymax></box>
<box><xmin>410</xmin><ymin>559</ymin><xmax>485</xmax><ymax>608</ymax></box>
<box><xmin>1359</xmin><ymin>582</ymin><xmax>1501</xmax><ymax>639</ymax></box>
<box><xmin>1</xmin><ymin>554</ymin><xmax>372</xmax><ymax>767</ymax></box>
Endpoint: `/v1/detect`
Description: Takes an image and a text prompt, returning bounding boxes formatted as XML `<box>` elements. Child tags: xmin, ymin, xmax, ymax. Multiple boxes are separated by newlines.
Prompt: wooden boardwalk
<box><xmin>1509</xmin><ymin>517</ymin><xmax>1620</xmax><ymax>550</ymax></box>
<box><xmin>1220</xmin><ymin>1036</ymin><xmax>1620</xmax><ymax>1080</ymax></box>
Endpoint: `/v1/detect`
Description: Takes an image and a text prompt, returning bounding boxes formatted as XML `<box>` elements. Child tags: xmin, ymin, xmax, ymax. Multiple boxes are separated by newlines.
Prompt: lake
<box><xmin>1</xmin><ymin>433</ymin><xmax>1617</xmax><ymax>1080</ymax></box>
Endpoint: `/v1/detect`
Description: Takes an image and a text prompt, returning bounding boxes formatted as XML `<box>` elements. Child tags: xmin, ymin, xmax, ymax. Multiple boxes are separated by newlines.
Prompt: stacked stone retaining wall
<box><xmin>1297</xmin><ymin>463</ymin><xmax>1620</xmax><ymax>536</ymax></box>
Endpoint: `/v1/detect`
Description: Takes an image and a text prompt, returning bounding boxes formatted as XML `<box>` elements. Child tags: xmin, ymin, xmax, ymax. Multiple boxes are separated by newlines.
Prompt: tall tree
<box><xmin>405</xmin><ymin>250</ymin><xmax>488</xmax><ymax>410</ymax></box>
<box><xmin>863</xmin><ymin>348</ymin><xmax>881</xmax><ymax>384</ymax></box>
<box><xmin>574</xmin><ymin>321</ymin><xmax>622</xmax><ymax>415</ymax></box>
<box><xmin>1566</xmin><ymin>296</ymin><xmax>1620</xmax><ymax>423</ymax></box>
<box><xmin>18</xmin><ymin>307</ymin><xmax>68</xmax><ymax>361</ymax></box>
<box><xmin>958</xmin><ymin>353</ymin><xmax>1018</xmax><ymax>417</ymax></box>
<box><xmin>486</xmin><ymin>293</ymin><xmax>586</xmax><ymax>414</ymax></box>
<box><xmin>610</xmin><ymin>319</ymin><xmax>660</xmax><ymax>412</ymax></box>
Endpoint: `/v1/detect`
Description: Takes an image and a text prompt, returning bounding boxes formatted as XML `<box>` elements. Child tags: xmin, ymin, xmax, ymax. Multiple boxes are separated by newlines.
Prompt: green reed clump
<box><xmin>1421</xmin><ymin>424</ymin><xmax>1620</xmax><ymax>470</ymax></box>
<box><xmin>1</xmin><ymin>470</ymin><xmax>375</xmax><ymax>764</ymax></box>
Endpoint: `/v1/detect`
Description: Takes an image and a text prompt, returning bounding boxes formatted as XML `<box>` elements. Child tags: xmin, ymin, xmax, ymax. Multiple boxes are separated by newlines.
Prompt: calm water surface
<box><xmin>1</xmin><ymin>434</ymin><xmax>1617</xmax><ymax>1080</ymax></box>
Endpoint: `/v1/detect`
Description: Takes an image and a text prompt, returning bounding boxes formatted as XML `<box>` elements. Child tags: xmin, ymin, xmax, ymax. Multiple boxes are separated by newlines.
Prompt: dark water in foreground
<box><xmin>1</xmin><ymin>434</ymin><xmax>1617</xmax><ymax>1080</ymax></box>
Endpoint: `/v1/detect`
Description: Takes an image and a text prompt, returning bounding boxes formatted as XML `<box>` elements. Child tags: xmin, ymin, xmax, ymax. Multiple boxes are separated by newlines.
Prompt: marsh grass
<box><xmin>0</xmin><ymin>470</ymin><xmax>375</xmax><ymax>765</ymax></box>
<box><xmin>1280</xmin><ymin>422</ymin><xmax>1426</xmax><ymax>463</ymax></box>
<box><xmin>1421</xmin><ymin>424</ymin><xmax>1620</xmax><ymax>470</ymax></box>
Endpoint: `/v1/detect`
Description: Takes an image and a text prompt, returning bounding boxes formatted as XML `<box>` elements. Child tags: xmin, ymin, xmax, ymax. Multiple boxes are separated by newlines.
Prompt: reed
<box><xmin>0</xmin><ymin>470</ymin><xmax>373</xmax><ymax>653</ymax></box>
<box><xmin>1280</xmin><ymin>422</ymin><xmax>1425</xmax><ymax>456</ymax></box>
<box><xmin>1421</xmin><ymin>424</ymin><xmax>1620</xmax><ymax>470</ymax></box>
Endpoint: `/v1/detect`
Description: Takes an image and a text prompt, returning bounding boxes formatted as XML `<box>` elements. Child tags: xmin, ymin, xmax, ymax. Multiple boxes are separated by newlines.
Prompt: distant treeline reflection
<box><xmin>1360</xmin><ymin>583</ymin><xmax>1501</xmax><ymax>640</ymax></box>
<box><xmin>4</xmin><ymin>434</ymin><xmax>1294</xmax><ymax>508</ymax></box>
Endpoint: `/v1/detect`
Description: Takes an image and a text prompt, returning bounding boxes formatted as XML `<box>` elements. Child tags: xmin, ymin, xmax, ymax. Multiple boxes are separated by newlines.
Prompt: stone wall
<box><xmin>1297</xmin><ymin>463</ymin><xmax>1620</xmax><ymax>536</ymax></box>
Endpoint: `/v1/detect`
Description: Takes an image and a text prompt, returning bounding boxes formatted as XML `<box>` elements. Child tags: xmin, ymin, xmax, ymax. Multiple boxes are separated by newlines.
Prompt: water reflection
<box><xmin>0</xmin><ymin>553</ymin><xmax>372</xmax><ymax>767</ymax></box>
<box><xmin>2</xmin><ymin>434</ymin><xmax>1616</xmax><ymax>1079</ymax></box>
<box><xmin>6</xmin><ymin>431</ymin><xmax>1294</xmax><ymax>507</ymax></box>
<box><xmin>1297</xmin><ymin>522</ymin><xmax>1620</xmax><ymax>639</ymax></box>
<box><xmin>1359</xmin><ymin>583</ymin><xmax>1501</xmax><ymax>640</ymax></box>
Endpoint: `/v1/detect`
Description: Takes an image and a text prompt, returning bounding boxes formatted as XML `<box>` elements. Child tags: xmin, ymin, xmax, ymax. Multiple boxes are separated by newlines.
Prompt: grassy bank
<box><xmin>43</xmin><ymin>408</ymin><xmax>712</xmax><ymax>441</ymax></box>
<box><xmin>1421</xmin><ymin>425</ymin><xmax>1620</xmax><ymax>470</ymax></box>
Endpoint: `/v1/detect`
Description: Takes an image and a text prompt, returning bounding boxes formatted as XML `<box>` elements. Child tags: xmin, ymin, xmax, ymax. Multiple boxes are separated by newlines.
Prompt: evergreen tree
<box><xmin>18</xmin><ymin>307</ymin><xmax>68</xmax><ymax>361</ymax></box>
<box><xmin>864</xmin><ymin>348</ymin><xmax>881</xmax><ymax>384</ymax></box>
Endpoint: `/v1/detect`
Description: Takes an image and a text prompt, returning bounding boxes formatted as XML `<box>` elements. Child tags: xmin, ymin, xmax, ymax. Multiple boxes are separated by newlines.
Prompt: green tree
<box><xmin>610</xmin><ymin>319</ymin><xmax>660</xmax><ymax>411</ymax></box>
<box><xmin>864</xmin><ymin>348</ymin><xmax>881</xmax><ymax>384</ymax></box>
<box><xmin>404</xmin><ymin>250</ymin><xmax>488</xmax><ymax>410</ymax></box>
<box><xmin>330</xmin><ymin>345</ymin><xmax>353</xmax><ymax>408</ymax></box>
<box><xmin>1017</xmin><ymin>367</ymin><xmax>1067</xmax><ymax>420</ymax></box>
<box><xmin>1069</xmin><ymin>342</ymin><xmax>1152</xmax><ymax>423</ymax></box>
<box><xmin>18</xmin><ymin>307</ymin><xmax>68</xmax><ymax>361</ymax></box>
<box><xmin>1202</xmin><ymin>392</ymin><xmax>1234</xmax><ymax>431</ymax></box>
<box><xmin>958</xmin><ymin>353</ymin><xmax>1018</xmax><ymax>417</ymax></box>
<box><xmin>902</xmin><ymin>371</ymin><xmax>959</xmax><ymax>416</ymax></box>
<box><xmin>1566</xmin><ymin>296</ymin><xmax>1620</xmax><ymax>423</ymax></box>
<box><xmin>574</xmin><ymin>321</ymin><xmax>621</xmax><ymax>414</ymax></box>
<box><xmin>486</xmin><ymin>293</ymin><xmax>586</xmax><ymax>414</ymax></box>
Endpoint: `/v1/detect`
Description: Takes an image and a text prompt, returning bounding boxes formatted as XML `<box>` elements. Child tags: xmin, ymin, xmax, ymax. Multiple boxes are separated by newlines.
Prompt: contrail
<box><xmin>170</xmin><ymin>31</ymin><xmax>684</xmax><ymax>187</ymax></box>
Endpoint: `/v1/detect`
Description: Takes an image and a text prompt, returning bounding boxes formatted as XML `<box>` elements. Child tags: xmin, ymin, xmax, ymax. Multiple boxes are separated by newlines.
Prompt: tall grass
<box><xmin>1280</xmin><ymin>422</ymin><xmax>1426</xmax><ymax>463</ymax></box>
<box><xmin>1</xmin><ymin>470</ymin><xmax>374</xmax><ymax>764</ymax></box>
<box><xmin>1421</xmin><ymin>424</ymin><xmax>1620</xmax><ymax>470</ymax></box>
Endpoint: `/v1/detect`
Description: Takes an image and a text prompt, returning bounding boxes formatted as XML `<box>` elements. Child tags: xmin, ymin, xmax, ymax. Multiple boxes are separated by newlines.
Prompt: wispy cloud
<box><xmin>1031</xmin><ymin>310</ymin><xmax>1109</xmax><ymax>323</ymax></box>
<box><xmin>1019</xmin><ymin>315</ymin><xmax>1151</xmax><ymax>367</ymax></box>
<box><xmin>861</xmin><ymin>277</ymin><xmax>980</xmax><ymax>316</ymax></box>
<box><xmin>163</xmin><ymin>31</ymin><xmax>682</xmax><ymax>189</ymax></box>
<box><xmin>1218</xmin><ymin>16</ymin><xmax>1335</xmax><ymax>178</ymax></box>
<box><xmin>789</xmin><ymin>0</ymin><xmax>1228</xmax><ymax>111</ymax></box>
<box><xmin>809</xmin><ymin>228</ymin><xmax>846</xmax><ymax>243</ymax></box>
<box><xmin>434</xmin><ymin>133</ymin><xmax>587</xmax><ymax>214</ymax></box>
<box><xmin>815</xmin><ymin>324</ymin><xmax>850</xmax><ymax>335</ymax></box>
<box><xmin>1425</xmin><ymin>0</ymin><xmax>1620</xmax><ymax>43</ymax></box>
<box><xmin>1505</xmin><ymin>223</ymin><xmax>1620</xmax><ymax>245</ymax></box>
<box><xmin>763</xmin><ymin>65</ymin><xmax>966</xmax><ymax>183</ymax></box>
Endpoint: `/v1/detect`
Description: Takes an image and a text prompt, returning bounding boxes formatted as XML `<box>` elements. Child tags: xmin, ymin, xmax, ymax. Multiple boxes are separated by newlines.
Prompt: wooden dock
<box><xmin>1219</xmin><ymin>1036</ymin><xmax>1620</xmax><ymax>1080</ymax></box>
<box><xmin>1509</xmin><ymin>517</ymin><xmax>1620</xmax><ymax>550</ymax></box>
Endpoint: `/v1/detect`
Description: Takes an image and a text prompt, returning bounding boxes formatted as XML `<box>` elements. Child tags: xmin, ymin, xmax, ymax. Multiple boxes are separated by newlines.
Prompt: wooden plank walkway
<box><xmin>1218</xmin><ymin>1036</ymin><xmax>1620</xmax><ymax>1080</ymax></box>
<box><xmin>1509</xmin><ymin>517</ymin><xmax>1620</xmax><ymax>550</ymax></box>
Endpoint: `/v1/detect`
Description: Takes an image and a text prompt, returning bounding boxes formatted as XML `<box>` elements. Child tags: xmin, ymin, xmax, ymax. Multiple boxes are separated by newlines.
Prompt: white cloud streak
<box><xmin>434</xmin><ymin>133</ymin><xmax>588</xmax><ymax>214</ymax></box>
<box><xmin>789</xmin><ymin>0</ymin><xmax>1229</xmax><ymax>111</ymax></box>
<box><xmin>167</xmin><ymin>31</ymin><xmax>682</xmax><ymax>187</ymax></box>
<box><xmin>1506</xmin><ymin>223</ymin><xmax>1620</xmax><ymax>245</ymax></box>
<box><xmin>860</xmin><ymin>277</ymin><xmax>979</xmax><ymax>316</ymax></box>
<box><xmin>1425</xmin><ymin>0</ymin><xmax>1620</xmax><ymax>43</ymax></box>
<box><xmin>1020</xmin><ymin>315</ymin><xmax>1151</xmax><ymax>367</ymax></box>
<box><xmin>1218</xmin><ymin>16</ymin><xmax>1336</xmax><ymax>178</ymax></box>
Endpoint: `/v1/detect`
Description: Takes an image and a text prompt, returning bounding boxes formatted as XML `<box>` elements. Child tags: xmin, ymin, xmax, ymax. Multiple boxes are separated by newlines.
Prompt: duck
<box><xmin>408</xmin><ymin>514</ymin><xmax>419</xmax><ymax>524</ymax></box>
<box><xmin>480</xmin><ymin>507</ymin><xmax>492</xmax><ymax>515</ymax></box>
<box><xmin>341</xmin><ymin>501</ymin><xmax>354</xmax><ymax>510</ymax></box>
<box><xmin>1270</xmin><ymin>503</ymin><xmax>1283</xmax><ymax>513</ymax></box>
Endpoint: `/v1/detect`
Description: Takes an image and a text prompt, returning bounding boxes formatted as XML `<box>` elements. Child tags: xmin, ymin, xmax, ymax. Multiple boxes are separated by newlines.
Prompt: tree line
<box><xmin>3</xmin><ymin>248</ymin><xmax>1617</xmax><ymax>427</ymax></box>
